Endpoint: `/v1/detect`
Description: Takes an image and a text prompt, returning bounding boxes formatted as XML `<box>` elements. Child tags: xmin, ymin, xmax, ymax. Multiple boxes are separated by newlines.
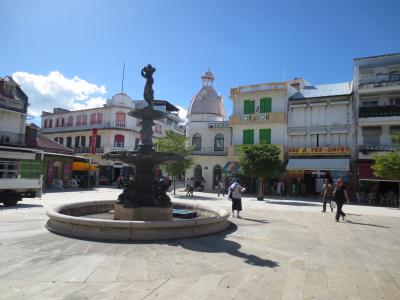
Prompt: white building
<box><xmin>287</xmin><ymin>82</ymin><xmax>355</xmax><ymax>195</ymax></box>
<box><xmin>41</xmin><ymin>93</ymin><xmax>176</xmax><ymax>182</ymax></box>
<box><xmin>0</xmin><ymin>76</ymin><xmax>28</xmax><ymax>146</ymax></box>
<box><xmin>354</xmin><ymin>53</ymin><xmax>400</xmax><ymax>201</ymax></box>
<box><xmin>186</xmin><ymin>71</ymin><xmax>231</xmax><ymax>191</ymax></box>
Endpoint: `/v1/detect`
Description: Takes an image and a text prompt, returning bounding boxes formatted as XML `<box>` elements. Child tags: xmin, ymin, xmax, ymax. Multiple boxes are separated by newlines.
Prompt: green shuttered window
<box><xmin>244</xmin><ymin>100</ymin><xmax>255</xmax><ymax>114</ymax></box>
<box><xmin>260</xmin><ymin>97</ymin><xmax>272</xmax><ymax>113</ymax></box>
<box><xmin>243</xmin><ymin>129</ymin><xmax>254</xmax><ymax>144</ymax></box>
<box><xmin>259</xmin><ymin>128</ymin><xmax>271</xmax><ymax>144</ymax></box>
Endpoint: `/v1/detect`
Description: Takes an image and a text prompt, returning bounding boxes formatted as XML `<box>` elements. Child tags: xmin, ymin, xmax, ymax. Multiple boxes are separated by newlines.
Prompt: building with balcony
<box><xmin>227</xmin><ymin>78</ymin><xmax>306</xmax><ymax>193</ymax></box>
<box><xmin>354</xmin><ymin>53</ymin><xmax>400</xmax><ymax>201</ymax></box>
<box><xmin>186</xmin><ymin>71</ymin><xmax>231</xmax><ymax>191</ymax></box>
<box><xmin>287</xmin><ymin>82</ymin><xmax>355</xmax><ymax>195</ymax></box>
<box><xmin>41</xmin><ymin>93</ymin><xmax>178</xmax><ymax>183</ymax></box>
<box><xmin>0</xmin><ymin>76</ymin><xmax>28</xmax><ymax>147</ymax></box>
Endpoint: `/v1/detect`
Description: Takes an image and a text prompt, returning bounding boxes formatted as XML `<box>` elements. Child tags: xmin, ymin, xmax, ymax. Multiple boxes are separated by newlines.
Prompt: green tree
<box><xmin>155</xmin><ymin>130</ymin><xmax>194</xmax><ymax>194</ymax></box>
<box><xmin>373</xmin><ymin>151</ymin><xmax>400</xmax><ymax>179</ymax></box>
<box><xmin>239</xmin><ymin>144</ymin><xmax>282</xmax><ymax>200</ymax></box>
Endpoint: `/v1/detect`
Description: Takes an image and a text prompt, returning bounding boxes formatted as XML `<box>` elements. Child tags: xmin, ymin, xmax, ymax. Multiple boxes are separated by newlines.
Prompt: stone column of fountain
<box><xmin>113</xmin><ymin>64</ymin><xmax>182</xmax><ymax>221</ymax></box>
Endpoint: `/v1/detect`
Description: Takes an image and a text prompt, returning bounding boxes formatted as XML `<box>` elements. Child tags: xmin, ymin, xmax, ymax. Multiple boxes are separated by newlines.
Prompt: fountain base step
<box><xmin>114</xmin><ymin>203</ymin><xmax>173</xmax><ymax>221</ymax></box>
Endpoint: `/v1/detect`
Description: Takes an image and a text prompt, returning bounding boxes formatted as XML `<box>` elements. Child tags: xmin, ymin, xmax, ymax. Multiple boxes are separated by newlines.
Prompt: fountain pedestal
<box><xmin>114</xmin><ymin>203</ymin><xmax>172</xmax><ymax>221</ymax></box>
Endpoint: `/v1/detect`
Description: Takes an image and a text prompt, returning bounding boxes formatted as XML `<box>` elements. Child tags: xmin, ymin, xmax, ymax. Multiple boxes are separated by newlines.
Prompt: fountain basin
<box><xmin>46</xmin><ymin>200</ymin><xmax>230</xmax><ymax>241</ymax></box>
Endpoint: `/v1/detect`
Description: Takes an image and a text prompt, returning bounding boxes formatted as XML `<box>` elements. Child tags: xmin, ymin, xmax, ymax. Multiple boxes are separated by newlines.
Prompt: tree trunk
<box><xmin>173</xmin><ymin>176</ymin><xmax>176</xmax><ymax>195</ymax></box>
<box><xmin>257</xmin><ymin>177</ymin><xmax>264</xmax><ymax>200</ymax></box>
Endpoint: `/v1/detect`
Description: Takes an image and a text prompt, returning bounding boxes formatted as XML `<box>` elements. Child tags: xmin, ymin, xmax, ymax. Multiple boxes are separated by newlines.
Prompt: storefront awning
<box><xmin>287</xmin><ymin>158</ymin><xmax>350</xmax><ymax>171</ymax></box>
<box><xmin>72</xmin><ymin>162</ymin><xmax>97</xmax><ymax>171</ymax></box>
<box><xmin>222</xmin><ymin>162</ymin><xmax>242</xmax><ymax>174</ymax></box>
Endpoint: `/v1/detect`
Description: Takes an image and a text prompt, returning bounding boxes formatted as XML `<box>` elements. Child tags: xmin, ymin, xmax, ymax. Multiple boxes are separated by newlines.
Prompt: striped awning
<box><xmin>222</xmin><ymin>162</ymin><xmax>242</xmax><ymax>174</ymax></box>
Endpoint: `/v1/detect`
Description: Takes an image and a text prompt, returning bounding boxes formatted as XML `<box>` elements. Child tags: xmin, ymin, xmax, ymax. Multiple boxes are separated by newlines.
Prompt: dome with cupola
<box><xmin>187</xmin><ymin>71</ymin><xmax>225</xmax><ymax>117</ymax></box>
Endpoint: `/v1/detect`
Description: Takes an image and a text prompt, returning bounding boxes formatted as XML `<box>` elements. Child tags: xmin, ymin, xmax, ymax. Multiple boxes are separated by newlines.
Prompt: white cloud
<box><xmin>12</xmin><ymin>71</ymin><xmax>107</xmax><ymax>117</ymax></box>
<box><xmin>176</xmin><ymin>105</ymin><xmax>188</xmax><ymax>124</ymax></box>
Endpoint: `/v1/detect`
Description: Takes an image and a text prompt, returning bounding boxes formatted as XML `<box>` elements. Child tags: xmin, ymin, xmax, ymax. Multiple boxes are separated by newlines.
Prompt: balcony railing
<box><xmin>359</xmin><ymin>144</ymin><xmax>397</xmax><ymax>153</ymax></box>
<box><xmin>41</xmin><ymin>122</ymin><xmax>131</xmax><ymax>133</ymax></box>
<box><xmin>359</xmin><ymin>105</ymin><xmax>400</xmax><ymax>118</ymax></box>
<box><xmin>191</xmin><ymin>147</ymin><xmax>227</xmax><ymax>156</ymax></box>
<box><xmin>0</xmin><ymin>131</ymin><xmax>25</xmax><ymax>146</ymax></box>
<box><xmin>73</xmin><ymin>147</ymin><xmax>104</xmax><ymax>153</ymax></box>
<box><xmin>359</xmin><ymin>73</ymin><xmax>400</xmax><ymax>88</ymax></box>
<box><xmin>231</xmin><ymin>82</ymin><xmax>287</xmax><ymax>96</ymax></box>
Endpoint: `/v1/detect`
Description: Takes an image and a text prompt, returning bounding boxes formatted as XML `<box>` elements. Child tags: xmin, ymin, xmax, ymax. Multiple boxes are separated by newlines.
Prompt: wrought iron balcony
<box><xmin>0</xmin><ymin>131</ymin><xmax>25</xmax><ymax>146</ymax></box>
<box><xmin>73</xmin><ymin>147</ymin><xmax>104</xmax><ymax>153</ymax></box>
<box><xmin>359</xmin><ymin>73</ymin><xmax>400</xmax><ymax>89</ymax></box>
<box><xmin>358</xmin><ymin>144</ymin><xmax>396</xmax><ymax>153</ymax></box>
<box><xmin>191</xmin><ymin>147</ymin><xmax>227</xmax><ymax>156</ymax></box>
<box><xmin>359</xmin><ymin>105</ymin><xmax>400</xmax><ymax>118</ymax></box>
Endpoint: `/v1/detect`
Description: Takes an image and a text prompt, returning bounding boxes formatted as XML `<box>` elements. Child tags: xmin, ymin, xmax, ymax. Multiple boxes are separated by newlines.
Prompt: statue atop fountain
<box><xmin>111</xmin><ymin>64</ymin><xmax>182</xmax><ymax>221</ymax></box>
<box><xmin>141</xmin><ymin>64</ymin><xmax>156</xmax><ymax>108</ymax></box>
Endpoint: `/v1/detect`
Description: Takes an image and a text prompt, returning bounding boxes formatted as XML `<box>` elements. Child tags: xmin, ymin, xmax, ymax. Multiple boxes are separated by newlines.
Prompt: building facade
<box><xmin>287</xmin><ymin>82</ymin><xmax>356</xmax><ymax>195</ymax></box>
<box><xmin>186</xmin><ymin>71</ymin><xmax>231</xmax><ymax>192</ymax></box>
<box><xmin>354</xmin><ymin>53</ymin><xmax>400</xmax><ymax>202</ymax></box>
<box><xmin>0</xmin><ymin>76</ymin><xmax>28</xmax><ymax>146</ymax></box>
<box><xmin>41</xmin><ymin>93</ymin><xmax>170</xmax><ymax>183</ymax></box>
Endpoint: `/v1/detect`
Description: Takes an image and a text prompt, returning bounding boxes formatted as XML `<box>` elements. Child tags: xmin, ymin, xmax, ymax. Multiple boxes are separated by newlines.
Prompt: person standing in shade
<box><xmin>229</xmin><ymin>179</ymin><xmax>246</xmax><ymax>218</ymax></box>
<box><xmin>333</xmin><ymin>177</ymin><xmax>350</xmax><ymax>222</ymax></box>
<box><xmin>217</xmin><ymin>179</ymin><xmax>225</xmax><ymax>197</ymax></box>
<box><xmin>321</xmin><ymin>178</ymin><xmax>334</xmax><ymax>212</ymax></box>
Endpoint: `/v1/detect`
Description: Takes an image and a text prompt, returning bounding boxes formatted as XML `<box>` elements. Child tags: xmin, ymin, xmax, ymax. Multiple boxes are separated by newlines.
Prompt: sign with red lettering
<box><xmin>288</xmin><ymin>146</ymin><xmax>350</xmax><ymax>156</ymax></box>
<box><xmin>91</xmin><ymin>128</ymin><xmax>97</xmax><ymax>154</ymax></box>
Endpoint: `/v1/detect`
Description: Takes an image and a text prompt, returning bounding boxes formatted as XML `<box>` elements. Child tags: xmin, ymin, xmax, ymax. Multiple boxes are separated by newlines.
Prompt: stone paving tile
<box><xmin>0</xmin><ymin>187</ymin><xmax>399</xmax><ymax>299</ymax></box>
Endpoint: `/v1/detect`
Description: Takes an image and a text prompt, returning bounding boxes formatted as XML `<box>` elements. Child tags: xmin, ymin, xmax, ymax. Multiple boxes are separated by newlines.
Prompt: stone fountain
<box><xmin>45</xmin><ymin>65</ymin><xmax>230</xmax><ymax>241</ymax></box>
<box><xmin>113</xmin><ymin>64</ymin><xmax>181</xmax><ymax>221</ymax></box>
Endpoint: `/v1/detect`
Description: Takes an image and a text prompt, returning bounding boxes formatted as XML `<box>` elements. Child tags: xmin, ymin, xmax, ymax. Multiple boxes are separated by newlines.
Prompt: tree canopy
<box><xmin>155</xmin><ymin>130</ymin><xmax>194</xmax><ymax>178</ymax></box>
<box><xmin>372</xmin><ymin>134</ymin><xmax>400</xmax><ymax>179</ymax></box>
<box><xmin>239</xmin><ymin>144</ymin><xmax>282</xmax><ymax>179</ymax></box>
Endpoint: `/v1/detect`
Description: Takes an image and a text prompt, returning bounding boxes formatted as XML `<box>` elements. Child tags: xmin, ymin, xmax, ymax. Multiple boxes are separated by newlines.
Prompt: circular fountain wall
<box><xmin>46</xmin><ymin>200</ymin><xmax>230</xmax><ymax>241</ymax></box>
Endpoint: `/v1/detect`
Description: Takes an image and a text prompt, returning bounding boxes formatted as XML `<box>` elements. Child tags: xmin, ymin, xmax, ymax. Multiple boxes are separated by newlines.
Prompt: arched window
<box><xmin>44</xmin><ymin>119</ymin><xmax>51</xmax><ymax>128</ymax></box>
<box><xmin>96</xmin><ymin>112</ymin><xmax>103</xmax><ymax>124</ymax></box>
<box><xmin>54</xmin><ymin>137</ymin><xmax>59</xmax><ymax>143</ymax></box>
<box><xmin>56</xmin><ymin>117</ymin><xmax>64</xmax><ymax>127</ymax></box>
<box><xmin>192</xmin><ymin>133</ymin><xmax>201</xmax><ymax>151</ymax></box>
<box><xmin>116</xmin><ymin>111</ymin><xmax>126</xmax><ymax>128</ymax></box>
<box><xmin>76</xmin><ymin>115</ymin><xmax>82</xmax><ymax>125</ymax></box>
<box><xmin>80</xmin><ymin>136</ymin><xmax>86</xmax><ymax>147</ymax></box>
<box><xmin>214</xmin><ymin>133</ymin><xmax>224</xmax><ymax>151</ymax></box>
<box><xmin>67</xmin><ymin>116</ymin><xmax>73</xmax><ymax>126</ymax></box>
<box><xmin>59</xmin><ymin>137</ymin><xmax>64</xmax><ymax>145</ymax></box>
<box><xmin>194</xmin><ymin>165</ymin><xmax>202</xmax><ymax>187</ymax></box>
<box><xmin>81</xmin><ymin>115</ymin><xmax>87</xmax><ymax>125</ymax></box>
<box><xmin>213</xmin><ymin>165</ymin><xmax>222</xmax><ymax>188</ymax></box>
<box><xmin>114</xmin><ymin>134</ymin><xmax>125</xmax><ymax>147</ymax></box>
<box><xmin>66</xmin><ymin>137</ymin><xmax>72</xmax><ymax>148</ymax></box>
<box><xmin>90</xmin><ymin>113</ymin><xmax>96</xmax><ymax>124</ymax></box>
<box><xmin>49</xmin><ymin>119</ymin><xmax>53</xmax><ymax>128</ymax></box>
<box><xmin>74</xmin><ymin>136</ymin><xmax>80</xmax><ymax>148</ymax></box>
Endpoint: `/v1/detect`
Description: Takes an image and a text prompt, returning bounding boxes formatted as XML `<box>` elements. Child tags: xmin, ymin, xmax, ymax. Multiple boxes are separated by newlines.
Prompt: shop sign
<box><xmin>288</xmin><ymin>170</ymin><xmax>304</xmax><ymax>177</ymax></box>
<box><xmin>91</xmin><ymin>128</ymin><xmax>97</xmax><ymax>154</ymax></box>
<box><xmin>288</xmin><ymin>146</ymin><xmax>350</xmax><ymax>156</ymax></box>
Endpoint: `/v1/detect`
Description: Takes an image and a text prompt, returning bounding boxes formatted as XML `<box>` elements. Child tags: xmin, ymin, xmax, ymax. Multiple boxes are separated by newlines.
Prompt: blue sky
<box><xmin>2</xmin><ymin>0</ymin><xmax>400</xmax><ymax>124</ymax></box>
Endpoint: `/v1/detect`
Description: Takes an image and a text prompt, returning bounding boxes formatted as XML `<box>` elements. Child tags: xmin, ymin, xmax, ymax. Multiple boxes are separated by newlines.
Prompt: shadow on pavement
<box><xmin>265</xmin><ymin>200</ymin><xmax>321</xmax><ymax>207</ymax></box>
<box><xmin>0</xmin><ymin>203</ymin><xmax>43</xmax><ymax>210</ymax></box>
<box><xmin>345</xmin><ymin>220</ymin><xmax>390</xmax><ymax>228</ymax></box>
<box><xmin>173</xmin><ymin>194</ymin><xmax>216</xmax><ymax>201</ymax></box>
<box><xmin>173</xmin><ymin>224</ymin><xmax>279</xmax><ymax>268</ymax></box>
<box><xmin>236</xmin><ymin>217</ymin><xmax>269</xmax><ymax>224</ymax></box>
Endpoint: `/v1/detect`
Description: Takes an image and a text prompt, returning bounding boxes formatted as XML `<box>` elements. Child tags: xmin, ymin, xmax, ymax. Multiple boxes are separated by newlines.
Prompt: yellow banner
<box><xmin>288</xmin><ymin>146</ymin><xmax>350</xmax><ymax>156</ymax></box>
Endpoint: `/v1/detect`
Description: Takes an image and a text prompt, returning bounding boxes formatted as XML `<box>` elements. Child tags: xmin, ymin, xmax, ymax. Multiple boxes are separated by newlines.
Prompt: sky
<box><xmin>2</xmin><ymin>0</ymin><xmax>400</xmax><ymax>125</ymax></box>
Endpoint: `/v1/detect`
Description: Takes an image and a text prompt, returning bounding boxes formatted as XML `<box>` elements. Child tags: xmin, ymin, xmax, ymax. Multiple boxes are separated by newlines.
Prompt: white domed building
<box><xmin>186</xmin><ymin>71</ymin><xmax>231</xmax><ymax>192</ymax></box>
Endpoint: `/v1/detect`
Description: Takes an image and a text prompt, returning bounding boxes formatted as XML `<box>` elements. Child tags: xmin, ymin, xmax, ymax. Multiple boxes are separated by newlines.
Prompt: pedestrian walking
<box><xmin>333</xmin><ymin>177</ymin><xmax>350</xmax><ymax>222</ymax></box>
<box><xmin>321</xmin><ymin>178</ymin><xmax>334</xmax><ymax>212</ymax></box>
<box><xmin>187</xmin><ymin>177</ymin><xmax>194</xmax><ymax>197</ymax></box>
<box><xmin>217</xmin><ymin>179</ymin><xmax>225</xmax><ymax>197</ymax></box>
<box><xmin>228</xmin><ymin>179</ymin><xmax>246</xmax><ymax>218</ymax></box>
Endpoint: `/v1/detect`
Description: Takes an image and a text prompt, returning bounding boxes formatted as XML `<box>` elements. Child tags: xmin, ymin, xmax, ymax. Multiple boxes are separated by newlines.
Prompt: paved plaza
<box><xmin>0</xmin><ymin>187</ymin><xmax>400</xmax><ymax>300</ymax></box>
